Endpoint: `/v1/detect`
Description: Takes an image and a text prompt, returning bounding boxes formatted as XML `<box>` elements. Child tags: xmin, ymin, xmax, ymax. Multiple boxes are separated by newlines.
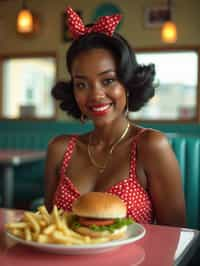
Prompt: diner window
<box><xmin>129</xmin><ymin>50</ymin><xmax>199</xmax><ymax>121</ymax></box>
<box><xmin>2</xmin><ymin>56</ymin><xmax>56</xmax><ymax>119</ymax></box>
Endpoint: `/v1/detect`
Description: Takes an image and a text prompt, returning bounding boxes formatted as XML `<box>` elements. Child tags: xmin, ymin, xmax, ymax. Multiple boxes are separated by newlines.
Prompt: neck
<box><xmin>91</xmin><ymin>118</ymin><xmax>130</xmax><ymax>147</ymax></box>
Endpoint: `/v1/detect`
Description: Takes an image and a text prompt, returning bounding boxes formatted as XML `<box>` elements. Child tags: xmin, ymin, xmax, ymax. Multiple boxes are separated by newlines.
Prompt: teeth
<box><xmin>91</xmin><ymin>105</ymin><xmax>110</xmax><ymax>112</ymax></box>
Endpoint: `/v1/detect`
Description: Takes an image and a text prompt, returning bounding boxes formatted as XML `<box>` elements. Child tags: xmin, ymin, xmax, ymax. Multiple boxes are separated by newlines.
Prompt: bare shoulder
<box><xmin>48</xmin><ymin>135</ymin><xmax>70</xmax><ymax>151</ymax></box>
<box><xmin>46</xmin><ymin>135</ymin><xmax>75</xmax><ymax>163</ymax></box>
<box><xmin>138</xmin><ymin>128</ymin><xmax>170</xmax><ymax>151</ymax></box>
<box><xmin>48</xmin><ymin>134</ymin><xmax>72</xmax><ymax>148</ymax></box>
<box><xmin>135</xmin><ymin>128</ymin><xmax>173</xmax><ymax>162</ymax></box>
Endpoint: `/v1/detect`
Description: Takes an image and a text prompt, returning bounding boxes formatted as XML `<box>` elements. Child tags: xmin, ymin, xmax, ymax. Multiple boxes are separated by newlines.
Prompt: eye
<box><xmin>74</xmin><ymin>81</ymin><xmax>88</xmax><ymax>90</ymax></box>
<box><xmin>103</xmin><ymin>78</ymin><xmax>116</xmax><ymax>86</ymax></box>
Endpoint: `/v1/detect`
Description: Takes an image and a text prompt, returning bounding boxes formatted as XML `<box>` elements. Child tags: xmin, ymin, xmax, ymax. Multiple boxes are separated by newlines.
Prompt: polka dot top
<box><xmin>53</xmin><ymin>129</ymin><xmax>154</xmax><ymax>224</ymax></box>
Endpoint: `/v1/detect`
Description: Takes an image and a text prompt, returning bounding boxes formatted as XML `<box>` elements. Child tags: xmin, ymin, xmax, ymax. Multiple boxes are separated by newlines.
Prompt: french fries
<box><xmin>5</xmin><ymin>205</ymin><xmax>110</xmax><ymax>245</ymax></box>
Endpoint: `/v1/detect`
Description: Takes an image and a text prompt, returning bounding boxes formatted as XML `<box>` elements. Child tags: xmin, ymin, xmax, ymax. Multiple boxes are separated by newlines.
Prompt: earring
<box><xmin>80</xmin><ymin>113</ymin><xmax>86</xmax><ymax>123</ymax></box>
<box><xmin>125</xmin><ymin>92</ymin><xmax>129</xmax><ymax>116</ymax></box>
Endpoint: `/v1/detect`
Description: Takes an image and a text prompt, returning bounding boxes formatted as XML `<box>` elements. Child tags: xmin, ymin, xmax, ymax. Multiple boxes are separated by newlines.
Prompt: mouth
<box><xmin>88</xmin><ymin>103</ymin><xmax>112</xmax><ymax>116</ymax></box>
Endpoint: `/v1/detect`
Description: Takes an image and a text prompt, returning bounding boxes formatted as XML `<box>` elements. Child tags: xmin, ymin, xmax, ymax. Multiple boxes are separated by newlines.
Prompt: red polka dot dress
<box><xmin>53</xmin><ymin>130</ymin><xmax>154</xmax><ymax>224</ymax></box>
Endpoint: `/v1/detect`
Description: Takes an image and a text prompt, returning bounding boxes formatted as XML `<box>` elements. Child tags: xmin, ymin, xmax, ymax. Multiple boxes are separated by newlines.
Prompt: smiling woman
<box><xmin>45</xmin><ymin>6</ymin><xmax>186</xmax><ymax>228</ymax></box>
<box><xmin>71</xmin><ymin>48</ymin><xmax>127</xmax><ymax>127</ymax></box>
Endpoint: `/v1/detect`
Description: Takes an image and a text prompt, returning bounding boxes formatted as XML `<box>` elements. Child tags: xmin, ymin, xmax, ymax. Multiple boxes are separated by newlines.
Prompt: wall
<box><xmin>0</xmin><ymin>0</ymin><xmax>200</xmax><ymax>119</ymax></box>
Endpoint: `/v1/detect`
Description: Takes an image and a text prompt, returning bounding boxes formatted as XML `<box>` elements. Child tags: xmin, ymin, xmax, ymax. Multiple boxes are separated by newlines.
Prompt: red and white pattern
<box><xmin>66</xmin><ymin>6</ymin><xmax>122</xmax><ymax>39</ymax></box>
<box><xmin>53</xmin><ymin>130</ymin><xmax>154</xmax><ymax>224</ymax></box>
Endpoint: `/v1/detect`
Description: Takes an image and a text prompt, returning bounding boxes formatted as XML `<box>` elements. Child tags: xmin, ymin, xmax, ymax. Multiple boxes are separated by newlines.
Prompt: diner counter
<box><xmin>0</xmin><ymin>208</ymin><xmax>199</xmax><ymax>266</ymax></box>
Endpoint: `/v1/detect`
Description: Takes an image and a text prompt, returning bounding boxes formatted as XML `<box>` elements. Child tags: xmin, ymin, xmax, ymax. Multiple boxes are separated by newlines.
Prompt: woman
<box><xmin>45</xmin><ymin>7</ymin><xmax>186</xmax><ymax>226</ymax></box>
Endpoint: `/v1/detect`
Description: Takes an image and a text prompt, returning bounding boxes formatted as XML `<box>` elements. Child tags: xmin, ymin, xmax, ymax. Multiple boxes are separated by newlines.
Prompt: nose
<box><xmin>89</xmin><ymin>82</ymin><xmax>105</xmax><ymax>100</ymax></box>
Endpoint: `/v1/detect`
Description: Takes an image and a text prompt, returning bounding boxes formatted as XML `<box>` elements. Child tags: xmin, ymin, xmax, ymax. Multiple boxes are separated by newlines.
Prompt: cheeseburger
<box><xmin>71</xmin><ymin>192</ymin><xmax>133</xmax><ymax>240</ymax></box>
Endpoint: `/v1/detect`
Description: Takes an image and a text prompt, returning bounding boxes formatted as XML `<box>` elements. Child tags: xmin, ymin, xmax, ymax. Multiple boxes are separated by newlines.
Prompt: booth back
<box><xmin>0</xmin><ymin>120</ymin><xmax>199</xmax><ymax>229</ymax></box>
<box><xmin>0</xmin><ymin>121</ymin><xmax>93</xmax><ymax>203</ymax></box>
<box><xmin>168</xmin><ymin>136</ymin><xmax>200</xmax><ymax>229</ymax></box>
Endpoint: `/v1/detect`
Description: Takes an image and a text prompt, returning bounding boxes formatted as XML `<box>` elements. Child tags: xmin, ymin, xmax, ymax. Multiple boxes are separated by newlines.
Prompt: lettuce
<box><xmin>71</xmin><ymin>216</ymin><xmax>134</xmax><ymax>233</ymax></box>
<box><xmin>90</xmin><ymin>218</ymin><xmax>133</xmax><ymax>232</ymax></box>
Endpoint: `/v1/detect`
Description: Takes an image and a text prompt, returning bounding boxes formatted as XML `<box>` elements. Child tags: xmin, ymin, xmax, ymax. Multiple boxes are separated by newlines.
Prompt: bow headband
<box><xmin>66</xmin><ymin>6</ymin><xmax>122</xmax><ymax>40</ymax></box>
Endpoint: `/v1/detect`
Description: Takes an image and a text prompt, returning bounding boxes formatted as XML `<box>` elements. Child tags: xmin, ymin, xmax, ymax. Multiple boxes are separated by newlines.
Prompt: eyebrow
<box><xmin>73</xmin><ymin>69</ymin><xmax>116</xmax><ymax>79</ymax></box>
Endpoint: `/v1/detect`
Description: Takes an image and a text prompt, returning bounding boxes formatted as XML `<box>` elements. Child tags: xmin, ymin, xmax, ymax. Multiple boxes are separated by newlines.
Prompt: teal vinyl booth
<box><xmin>168</xmin><ymin>136</ymin><xmax>200</xmax><ymax>229</ymax></box>
<box><xmin>0</xmin><ymin>120</ymin><xmax>199</xmax><ymax>229</ymax></box>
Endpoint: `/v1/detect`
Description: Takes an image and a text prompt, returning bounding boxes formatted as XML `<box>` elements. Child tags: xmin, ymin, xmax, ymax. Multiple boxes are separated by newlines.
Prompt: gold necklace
<box><xmin>87</xmin><ymin>122</ymin><xmax>130</xmax><ymax>173</ymax></box>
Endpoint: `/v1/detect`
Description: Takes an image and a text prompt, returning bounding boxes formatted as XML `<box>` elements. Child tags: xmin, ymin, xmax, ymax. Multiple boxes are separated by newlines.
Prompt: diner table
<box><xmin>0</xmin><ymin>208</ymin><xmax>200</xmax><ymax>266</ymax></box>
<box><xmin>0</xmin><ymin>150</ymin><xmax>46</xmax><ymax>208</ymax></box>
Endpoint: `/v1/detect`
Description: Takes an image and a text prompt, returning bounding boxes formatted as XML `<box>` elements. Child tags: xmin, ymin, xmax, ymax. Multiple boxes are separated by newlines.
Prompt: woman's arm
<box><xmin>140</xmin><ymin>130</ymin><xmax>186</xmax><ymax>227</ymax></box>
<box><xmin>44</xmin><ymin>136</ymin><xmax>68</xmax><ymax>212</ymax></box>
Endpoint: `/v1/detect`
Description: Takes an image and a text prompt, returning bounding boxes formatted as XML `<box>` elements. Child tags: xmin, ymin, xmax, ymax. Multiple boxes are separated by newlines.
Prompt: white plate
<box><xmin>6</xmin><ymin>223</ymin><xmax>146</xmax><ymax>255</ymax></box>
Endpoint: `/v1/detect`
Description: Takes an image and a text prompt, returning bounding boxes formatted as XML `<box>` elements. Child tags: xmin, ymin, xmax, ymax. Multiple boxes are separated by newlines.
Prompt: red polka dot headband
<box><xmin>66</xmin><ymin>6</ymin><xmax>122</xmax><ymax>40</ymax></box>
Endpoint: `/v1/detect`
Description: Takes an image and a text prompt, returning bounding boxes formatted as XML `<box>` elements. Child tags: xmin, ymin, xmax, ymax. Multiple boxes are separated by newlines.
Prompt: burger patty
<box><xmin>78</xmin><ymin>217</ymin><xmax>115</xmax><ymax>226</ymax></box>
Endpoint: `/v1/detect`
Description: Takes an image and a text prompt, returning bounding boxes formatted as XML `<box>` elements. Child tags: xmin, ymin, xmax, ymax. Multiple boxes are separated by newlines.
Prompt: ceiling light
<box><xmin>161</xmin><ymin>0</ymin><xmax>177</xmax><ymax>43</ymax></box>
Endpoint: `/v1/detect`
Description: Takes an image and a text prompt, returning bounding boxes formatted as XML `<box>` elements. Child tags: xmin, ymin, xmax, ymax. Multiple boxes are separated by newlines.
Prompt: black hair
<box><xmin>52</xmin><ymin>32</ymin><xmax>156</xmax><ymax>119</ymax></box>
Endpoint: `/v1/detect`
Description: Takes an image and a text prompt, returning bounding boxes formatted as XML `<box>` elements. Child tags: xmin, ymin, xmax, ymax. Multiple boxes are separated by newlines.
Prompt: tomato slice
<box><xmin>79</xmin><ymin>217</ymin><xmax>115</xmax><ymax>226</ymax></box>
